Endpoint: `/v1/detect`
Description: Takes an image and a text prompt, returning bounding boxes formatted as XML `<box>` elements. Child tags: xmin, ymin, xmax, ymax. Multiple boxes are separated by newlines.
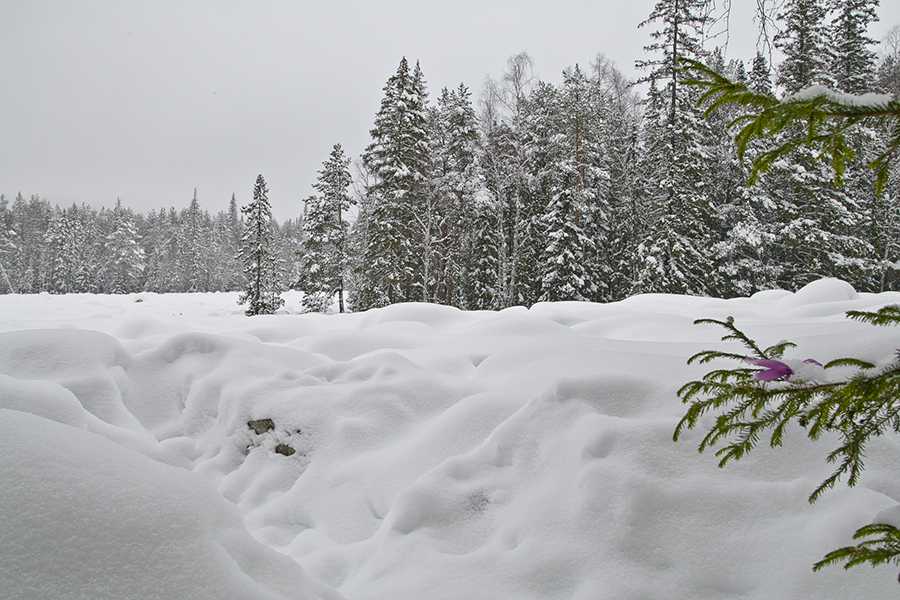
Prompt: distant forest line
<box><xmin>3</xmin><ymin>0</ymin><xmax>900</xmax><ymax>309</ymax></box>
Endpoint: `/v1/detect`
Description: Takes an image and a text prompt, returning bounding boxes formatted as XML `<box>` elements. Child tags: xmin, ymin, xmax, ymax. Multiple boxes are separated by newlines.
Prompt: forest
<box><xmin>2</xmin><ymin>0</ymin><xmax>899</xmax><ymax>311</ymax></box>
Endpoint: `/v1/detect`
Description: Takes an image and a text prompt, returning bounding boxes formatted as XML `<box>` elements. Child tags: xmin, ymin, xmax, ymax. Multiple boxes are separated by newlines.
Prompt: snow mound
<box><xmin>0</xmin><ymin>409</ymin><xmax>341</xmax><ymax>600</ymax></box>
<box><xmin>2</xmin><ymin>280</ymin><xmax>900</xmax><ymax>599</ymax></box>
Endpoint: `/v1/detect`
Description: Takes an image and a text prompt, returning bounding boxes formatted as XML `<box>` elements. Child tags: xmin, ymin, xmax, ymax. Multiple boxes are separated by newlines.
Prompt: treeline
<box><xmin>308</xmin><ymin>0</ymin><xmax>900</xmax><ymax>311</ymax></box>
<box><xmin>0</xmin><ymin>191</ymin><xmax>301</xmax><ymax>295</ymax></box>
<box><xmin>3</xmin><ymin>0</ymin><xmax>900</xmax><ymax>309</ymax></box>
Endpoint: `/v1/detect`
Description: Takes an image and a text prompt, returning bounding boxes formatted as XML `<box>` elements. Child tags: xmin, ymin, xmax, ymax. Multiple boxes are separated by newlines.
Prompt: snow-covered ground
<box><xmin>3</xmin><ymin>278</ymin><xmax>900</xmax><ymax>599</ymax></box>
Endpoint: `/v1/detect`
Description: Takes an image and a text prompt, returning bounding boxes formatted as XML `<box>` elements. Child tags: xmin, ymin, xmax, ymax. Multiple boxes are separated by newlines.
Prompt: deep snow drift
<box><xmin>2</xmin><ymin>279</ymin><xmax>900</xmax><ymax>599</ymax></box>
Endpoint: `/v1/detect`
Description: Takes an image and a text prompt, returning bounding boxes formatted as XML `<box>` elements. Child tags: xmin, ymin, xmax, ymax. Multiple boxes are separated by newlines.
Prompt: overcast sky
<box><xmin>2</xmin><ymin>1</ymin><xmax>899</xmax><ymax>222</ymax></box>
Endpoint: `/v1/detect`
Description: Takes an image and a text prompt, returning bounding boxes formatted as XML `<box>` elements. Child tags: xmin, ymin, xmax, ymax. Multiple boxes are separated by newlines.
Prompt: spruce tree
<box><xmin>101</xmin><ymin>199</ymin><xmax>145</xmax><ymax>294</ymax></box>
<box><xmin>635</xmin><ymin>0</ymin><xmax>718</xmax><ymax>295</ymax></box>
<box><xmin>179</xmin><ymin>189</ymin><xmax>212</xmax><ymax>292</ymax></box>
<box><xmin>360</xmin><ymin>57</ymin><xmax>430</xmax><ymax>306</ymax></box>
<box><xmin>829</xmin><ymin>0</ymin><xmax>879</xmax><ymax>95</ymax></box>
<box><xmin>221</xmin><ymin>193</ymin><xmax>245</xmax><ymax>291</ymax></box>
<box><xmin>592</xmin><ymin>55</ymin><xmax>645</xmax><ymax>301</ymax></box>
<box><xmin>703</xmin><ymin>53</ymin><xmax>778</xmax><ymax>297</ymax></box>
<box><xmin>460</xmin><ymin>189</ymin><xmax>503</xmax><ymax>310</ymax></box>
<box><xmin>748</xmin><ymin>51</ymin><xmax>774</xmax><ymax>97</ymax></box>
<box><xmin>429</xmin><ymin>84</ymin><xmax>493</xmax><ymax>306</ymax></box>
<box><xmin>481</xmin><ymin>52</ymin><xmax>540</xmax><ymax>307</ymax></box>
<box><xmin>538</xmin><ymin>66</ymin><xmax>604</xmax><ymax>302</ymax></box>
<box><xmin>237</xmin><ymin>174</ymin><xmax>284</xmax><ymax>316</ymax></box>
<box><xmin>298</xmin><ymin>144</ymin><xmax>354</xmax><ymax>312</ymax></box>
<box><xmin>826</xmin><ymin>0</ymin><xmax>884</xmax><ymax>293</ymax></box>
<box><xmin>774</xmin><ymin>0</ymin><xmax>832</xmax><ymax>93</ymax></box>
<box><xmin>44</xmin><ymin>207</ymin><xmax>76</xmax><ymax>294</ymax></box>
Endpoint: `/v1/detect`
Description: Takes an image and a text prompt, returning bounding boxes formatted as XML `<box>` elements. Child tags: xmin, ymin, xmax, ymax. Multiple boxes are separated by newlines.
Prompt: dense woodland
<box><xmin>3</xmin><ymin>0</ymin><xmax>900</xmax><ymax>311</ymax></box>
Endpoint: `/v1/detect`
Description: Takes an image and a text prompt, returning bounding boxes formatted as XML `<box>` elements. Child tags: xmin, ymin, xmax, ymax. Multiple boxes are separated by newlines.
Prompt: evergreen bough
<box><xmin>674</xmin><ymin>307</ymin><xmax>900</xmax><ymax>581</ymax></box>
<box><xmin>681</xmin><ymin>57</ymin><xmax>900</xmax><ymax>194</ymax></box>
<box><xmin>677</xmin><ymin>53</ymin><xmax>900</xmax><ymax>582</ymax></box>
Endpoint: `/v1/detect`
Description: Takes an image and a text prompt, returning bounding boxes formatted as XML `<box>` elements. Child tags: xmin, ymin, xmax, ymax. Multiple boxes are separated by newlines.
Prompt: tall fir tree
<box><xmin>429</xmin><ymin>84</ymin><xmax>493</xmax><ymax>306</ymax></box>
<box><xmin>538</xmin><ymin>66</ymin><xmax>604</xmax><ymax>302</ymax></box>
<box><xmin>358</xmin><ymin>57</ymin><xmax>431</xmax><ymax>307</ymax></box>
<box><xmin>635</xmin><ymin>0</ymin><xmax>718</xmax><ymax>295</ymax></box>
<box><xmin>748</xmin><ymin>51</ymin><xmax>774</xmax><ymax>96</ymax></box>
<box><xmin>765</xmin><ymin>0</ymin><xmax>876</xmax><ymax>288</ymax></box>
<box><xmin>829</xmin><ymin>0</ymin><xmax>879</xmax><ymax>95</ymax></box>
<box><xmin>592</xmin><ymin>55</ymin><xmax>645</xmax><ymax>301</ymax></box>
<box><xmin>237</xmin><ymin>174</ymin><xmax>284</xmax><ymax>315</ymax></box>
<box><xmin>101</xmin><ymin>199</ymin><xmax>145</xmax><ymax>294</ymax></box>
<box><xmin>179</xmin><ymin>188</ymin><xmax>212</xmax><ymax>292</ymax></box>
<box><xmin>298</xmin><ymin>144</ymin><xmax>354</xmax><ymax>312</ymax></box>
<box><xmin>775</xmin><ymin>0</ymin><xmax>833</xmax><ymax>93</ymax></box>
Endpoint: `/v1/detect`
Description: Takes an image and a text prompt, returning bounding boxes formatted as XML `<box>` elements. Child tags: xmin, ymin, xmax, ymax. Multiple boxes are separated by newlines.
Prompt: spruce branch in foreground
<box><xmin>674</xmin><ymin>306</ymin><xmax>900</xmax><ymax>580</ymax></box>
<box><xmin>680</xmin><ymin>57</ymin><xmax>900</xmax><ymax>193</ymax></box>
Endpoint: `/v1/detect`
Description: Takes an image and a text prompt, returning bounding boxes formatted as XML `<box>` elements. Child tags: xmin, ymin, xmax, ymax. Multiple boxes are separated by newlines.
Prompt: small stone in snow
<box><xmin>275</xmin><ymin>444</ymin><xmax>295</xmax><ymax>457</ymax></box>
<box><xmin>248</xmin><ymin>419</ymin><xmax>275</xmax><ymax>435</ymax></box>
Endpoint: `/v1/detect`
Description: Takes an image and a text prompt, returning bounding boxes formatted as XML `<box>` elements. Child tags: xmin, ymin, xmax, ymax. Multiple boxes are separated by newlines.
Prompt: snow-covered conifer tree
<box><xmin>298</xmin><ymin>144</ymin><xmax>354</xmax><ymax>312</ymax></box>
<box><xmin>592</xmin><ymin>56</ymin><xmax>645</xmax><ymax>301</ymax></box>
<box><xmin>360</xmin><ymin>57</ymin><xmax>431</xmax><ymax>306</ymax></box>
<box><xmin>101</xmin><ymin>199</ymin><xmax>145</xmax><ymax>294</ymax></box>
<box><xmin>428</xmin><ymin>84</ymin><xmax>492</xmax><ymax>306</ymax></box>
<box><xmin>829</xmin><ymin>0</ymin><xmax>879</xmax><ymax>95</ymax></box>
<box><xmin>237</xmin><ymin>174</ymin><xmax>284</xmax><ymax>316</ymax></box>
<box><xmin>634</xmin><ymin>0</ymin><xmax>718</xmax><ymax>295</ymax></box>
<box><xmin>775</xmin><ymin>0</ymin><xmax>833</xmax><ymax>93</ymax></box>
<box><xmin>537</xmin><ymin>66</ymin><xmax>605</xmax><ymax>302</ymax></box>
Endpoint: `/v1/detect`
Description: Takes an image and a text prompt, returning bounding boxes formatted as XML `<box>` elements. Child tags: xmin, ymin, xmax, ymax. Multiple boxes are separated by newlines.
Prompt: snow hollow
<box><xmin>3</xmin><ymin>278</ymin><xmax>900</xmax><ymax>599</ymax></box>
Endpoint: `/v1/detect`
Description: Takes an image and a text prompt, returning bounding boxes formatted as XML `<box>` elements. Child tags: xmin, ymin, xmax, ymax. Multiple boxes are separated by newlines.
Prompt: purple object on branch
<box><xmin>746</xmin><ymin>358</ymin><xmax>823</xmax><ymax>382</ymax></box>
<box><xmin>747</xmin><ymin>359</ymin><xmax>793</xmax><ymax>381</ymax></box>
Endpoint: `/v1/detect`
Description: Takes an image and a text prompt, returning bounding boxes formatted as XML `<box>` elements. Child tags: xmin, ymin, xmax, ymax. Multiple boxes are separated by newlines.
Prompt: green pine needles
<box><xmin>674</xmin><ymin>306</ymin><xmax>900</xmax><ymax>580</ymax></box>
<box><xmin>680</xmin><ymin>57</ymin><xmax>900</xmax><ymax>194</ymax></box>
<box><xmin>814</xmin><ymin>524</ymin><xmax>900</xmax><ymax>581</ymax></box>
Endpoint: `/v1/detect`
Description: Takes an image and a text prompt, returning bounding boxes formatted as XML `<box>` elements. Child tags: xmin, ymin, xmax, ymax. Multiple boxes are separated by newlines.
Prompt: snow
<box><xmin>784</xmin><ymin>84</ymin><xmax>895</xmax><ymax>107</ymax></box>
<box><xmin>2</xmin><ymin>278</ymin><xmax>900</xmax><ymax>599</ymax></box>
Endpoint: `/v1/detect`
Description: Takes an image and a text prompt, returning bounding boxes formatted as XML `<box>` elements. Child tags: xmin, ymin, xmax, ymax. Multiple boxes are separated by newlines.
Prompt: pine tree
<box><xmin>829</xmin><ymin>0</ymin><xmax>879</xmax><ymax>95</ymax></box>
<box><xmin>774</xmin><ymin>0</ymin><xmax>833</xmax><ymax>93</ymax></box>
<box><xmin>635</xmin><ymin>0</ymin><xmax>718</xmax><ymax>295</ymax></box>
<box><xmin>480</xmin><ymin>52</ymin><xmax>543</xmax><ymax>307</ymax></box>
<box><xmin>179</xmin><ymin>188</ymin><xmax>212</xmax><ymax>292</ymax></box>
<box><xmin>592</xmin><ymin>55</ymin><xmax>645</xmax><ymax>301</ymax></box>
<box><xmin>298</xmin><ymin>144</ymin><xmax>354</xmax><ymax>312</ymax></box>
<box><xmin>360</xmin><ymin>57</ymin><xmax>431</xmax><ymax>306</ymax></box>
<box><xmin>879</xmin><ymin>26</ymin><xmax>900</xmax><ymax>98</ymax></box>
<box><xmin>537</xmin><ymin>66</ymin><xmax>604</xmax><ymax>302</ymax></box>
<box><xmin>237</xmin><ymin>174</ymin><xmax>284</xmax><ymax>316</ymax></box>
<box><xmin>428</xmin><ymin>84</ymin><xmax>492</xmax><ymax>307</ymax></box>
<box><xmin>101</xmin><ymin>199</ymin><xmax>145</xmax><ymax>294</ymax></box>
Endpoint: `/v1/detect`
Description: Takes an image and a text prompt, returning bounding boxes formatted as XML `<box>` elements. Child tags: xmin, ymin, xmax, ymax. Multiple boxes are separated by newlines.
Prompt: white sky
<box><xmin>2</xmin><ymin>1</ymin><xmax>898</xmax><ymax>221</ymax></box>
